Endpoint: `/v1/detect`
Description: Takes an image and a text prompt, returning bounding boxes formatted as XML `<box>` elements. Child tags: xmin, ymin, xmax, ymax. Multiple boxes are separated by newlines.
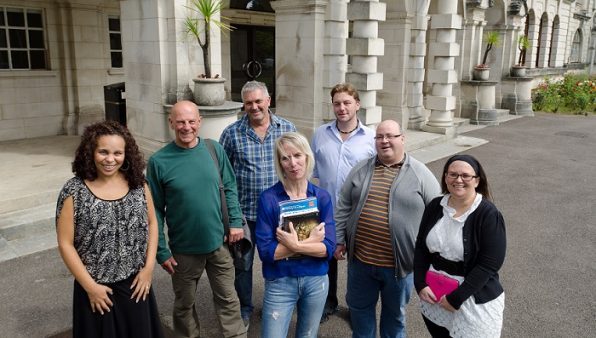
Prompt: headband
<box><xmin>445</xmin><ymin>154</ymin><xmax>480</xmax><ymax>175</ymax></box>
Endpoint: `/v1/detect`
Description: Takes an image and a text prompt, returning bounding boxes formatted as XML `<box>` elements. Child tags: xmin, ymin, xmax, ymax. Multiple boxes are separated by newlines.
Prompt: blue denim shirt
<box><xmin>256</xmin><ymin>181</ymin><xmax>336</xmax><ymax>279</ymax></box>
<box><xmin>220</xmin><ymin>112</ymin><xmax>296</xmax><ymax>222</ymax></box>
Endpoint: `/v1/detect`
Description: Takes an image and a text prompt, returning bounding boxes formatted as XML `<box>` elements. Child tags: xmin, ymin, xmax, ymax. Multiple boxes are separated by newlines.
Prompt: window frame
<box><xmin>570</xmin><ymin>29</ymin><xmax>582</xmax><ymax>63</ymax></box>
<box><xmin>0</xmin><ymin>6</ymin><xmax>48</xmax><ymax>70</ymax></box>
<box><xmin>107</xmin><ymin>15</ymin><xmax>122</xmax><ymax>69</ymax></box>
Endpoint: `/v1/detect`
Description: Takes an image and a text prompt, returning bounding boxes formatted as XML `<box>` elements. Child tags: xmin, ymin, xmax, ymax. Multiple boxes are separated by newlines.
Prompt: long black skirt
<box><xmin>72</xmin><ymin>275</ymin><xmax>164</xmax><ymax>338</ymax></box>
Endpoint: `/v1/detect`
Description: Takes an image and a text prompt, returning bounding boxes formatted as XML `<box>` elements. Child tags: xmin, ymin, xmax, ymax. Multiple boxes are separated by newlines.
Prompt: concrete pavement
<box><xmin>1</xmin><ymin>113</ymin><xmax>594</xmax><ymax>337</ymax></box>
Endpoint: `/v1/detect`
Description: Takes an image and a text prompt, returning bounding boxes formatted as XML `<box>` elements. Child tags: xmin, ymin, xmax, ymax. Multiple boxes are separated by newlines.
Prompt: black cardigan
<box><xmin>413</xmin><ymin>196</ymin><xmax>506</xmax><ymax>309</ymax></box>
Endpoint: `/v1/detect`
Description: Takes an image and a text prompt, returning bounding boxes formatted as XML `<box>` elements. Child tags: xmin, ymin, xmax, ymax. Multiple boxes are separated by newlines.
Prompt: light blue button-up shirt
<box><xmin>311</xmin><ymin>120</ymin><xmax>376</xmax><ymax>205</ymax></box>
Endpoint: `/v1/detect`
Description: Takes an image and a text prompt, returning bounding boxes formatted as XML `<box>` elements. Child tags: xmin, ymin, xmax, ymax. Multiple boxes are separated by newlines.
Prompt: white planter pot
<box><xmin>510</xmin><ymin>66</ymin><xmax>527</xmax><ymax>77</ymax></box>
<box><xmin>472</xmin><ymin>67</ymin><xmax>490</xmax><ymax>81</ymax></box>
<box><xmin>192</xmin><ymin>78</ymin><xmax>226</xmax><ymax>106</ymax></box>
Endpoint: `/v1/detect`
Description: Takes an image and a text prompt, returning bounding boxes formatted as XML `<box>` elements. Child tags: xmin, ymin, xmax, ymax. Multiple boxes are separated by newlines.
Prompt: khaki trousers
<box><xmin>172</xmin><ymin>246</ymin><xmax>247</xmax><ymax>338</ymax></box>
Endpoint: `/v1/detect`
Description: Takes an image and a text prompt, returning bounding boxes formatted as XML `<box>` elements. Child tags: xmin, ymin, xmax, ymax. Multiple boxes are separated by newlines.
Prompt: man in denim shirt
<box><xmin>219</xmin><ymin>81</ymin><xmax>296</xmax><ymax>327</ymax></box>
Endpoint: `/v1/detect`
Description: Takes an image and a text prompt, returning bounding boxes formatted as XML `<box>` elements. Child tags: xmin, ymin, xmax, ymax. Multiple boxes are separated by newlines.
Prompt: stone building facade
<box><xmin>1</xmin><ymin>0</ymin><xmax>594</xmax><ymax>149</ymax></box>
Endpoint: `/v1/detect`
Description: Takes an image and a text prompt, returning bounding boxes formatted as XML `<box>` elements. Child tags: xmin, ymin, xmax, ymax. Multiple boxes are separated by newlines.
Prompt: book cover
<box><xmin>278</xmin><ymin>197</ymin><xmax>320</xmax><ymax>242</ymax></box>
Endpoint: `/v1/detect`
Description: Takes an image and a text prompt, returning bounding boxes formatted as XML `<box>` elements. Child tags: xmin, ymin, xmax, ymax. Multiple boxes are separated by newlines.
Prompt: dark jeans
<box><xmin>234</xmin><ymin>220</ymin><xmax>256</xmax><ymax>320</ymax></box>
<box><xmin>346</xmin><ymin>259</ymin><xmax>413</xmax><ymax>338</ymax></box>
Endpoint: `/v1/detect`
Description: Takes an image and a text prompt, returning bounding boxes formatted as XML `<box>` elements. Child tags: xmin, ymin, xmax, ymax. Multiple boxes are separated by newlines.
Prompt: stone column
<box><xmin>120</xmin><ymin>0</ymin><xmax>176</xmax><ymax>153</ymax></box>
<box><xmin>406</xmin><ymin>0</ymin><xmax>429</xmax><ymax>130</ymax></box>
<box><xmin>55</xmin><ymin>3</ymin><xmax>119</xmax><ymax>135</ymax></box>
<box><xmin>422</xmin><ymin>0</ymin><xmax>461</xmax><ymax>135</ymax></box>
<box><xmin>346</xmin><ymin>0</ymin><xmax>386</xmax><ymax>126</ymax></box>
<box><xmin>461</xmin><ymin>5</ymin><xmax>486</xmax><ymax>81</ymax></box>
<box><xmin>322</xmin><ymin>0</ymin><xmax>349</xmax><ymax>120</ymax></box>
<box><xmin>121</xmin><ymin>0</ymin><xmax>229</xmax><ymax>154</ymax></box>
<box><xmin>454</xmin><ymin>4</ymin><xmax>484</xmax><ymax>117</ymax></box>
<box><xmin>271</xmin><ymin>0</ymin><xmax>328</xmax><ymax>138</ymax></box>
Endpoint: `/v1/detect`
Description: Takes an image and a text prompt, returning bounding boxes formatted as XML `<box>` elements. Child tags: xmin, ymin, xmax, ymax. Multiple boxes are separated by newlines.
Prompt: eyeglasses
<box><xmin>445</xmin><ymin>172</ymin><xmax>478</xmax><ymax>182</ymax></box>
<box><xmin>374</xmin><ymin>134</ymin><xmax>402</xmax><ymax>141</ymax></box>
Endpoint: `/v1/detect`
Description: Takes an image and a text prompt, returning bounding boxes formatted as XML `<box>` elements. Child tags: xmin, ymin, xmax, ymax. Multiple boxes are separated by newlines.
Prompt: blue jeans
<box><xmin>261</xmin><ymin>275</ymin><xmax>329</xmax><ymax>338</ymax></box>
<box><xmin>234</xmin><ymin>220</ymin><xmax>256</xmax><ymax>320</ymax></box>
<box><xmin>346</xmin><ymin>259</ymin><xmax>414</xmax><ymax>338</ymax></box>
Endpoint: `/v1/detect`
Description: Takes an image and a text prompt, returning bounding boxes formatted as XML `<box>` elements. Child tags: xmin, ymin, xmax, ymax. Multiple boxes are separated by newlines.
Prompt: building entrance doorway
<box><xmin>230</xmin><ymin>25</ymin><xmax>275</xmax><ymax>106</ymax></box>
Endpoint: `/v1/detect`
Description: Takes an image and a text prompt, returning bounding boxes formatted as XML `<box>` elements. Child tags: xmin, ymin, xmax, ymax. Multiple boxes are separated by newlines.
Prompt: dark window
<box><xmin>0</xmin><ymin>29</ymin><xmax>6</xmax><ymax>48</ymax></box>
<box><xmin>9</xmin><ymin>29</ymin><xmax>26</xmax><ymax>48</ymax></box>
<box><xmin>0</xmin><ymin>7</ymin><xmax>47</xmax><ymax>70</ymax></box>
<box><xmin>11</xmin><ymin>50</ymin><xmax>28</xmax><ymax>68</ymax></box>
<box><xmin>30</xmin><ymin>50</ymin><xmax>45</xmax><ymax>69</ymax></box>
<box><xmin>108</xmin><ymin>17</ymin><xmax>120</xmax><ymax>31</ymax></box>
<box><xmin>109</xmin><ymin>33</ymin><xmax>122</xmax><ymax>50</ymax></box>
<box><xmin>110</xmin><ymin>52</ymin><xmax>122</xmax><ymax>68</ymax></box>
<box><xmin>29</xmin><ymin>30</ymin><xmax>44</xmax><ymax>48</ymax></box>
<box><xmin>7</xmin><ymin>8</ymin><xmax>25</xmax><ymax>27</ymax></box>
<box><xmin>0</xmin><ymin>50</ymin><xmax>8</xmax><ymax>68</ymax></box>
<box><xmin>27</xmin><ymin>12</ymin><xmax>42</xmax><ymax>28</ymax></box>
<box><xmin>108</xmin><ymin>16</ymin><xmax>122</xmax><ymax>68</ymax></box>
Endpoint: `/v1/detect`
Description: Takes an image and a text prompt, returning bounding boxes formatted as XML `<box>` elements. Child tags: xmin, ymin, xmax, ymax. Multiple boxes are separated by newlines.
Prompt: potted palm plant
<box><xmin>185</xmin><ymin>0</ymin><xmax>234</xmax><ymax>106</ymax></box>
<box><xmin>511</xmin><ymin>35</ymin><xmax>529</xmax><ymax>77</ymax></box>
<box><xmin>473</xmin><ymin>31</ymin><xmax>500</xmax><ymax>81</ymax></box>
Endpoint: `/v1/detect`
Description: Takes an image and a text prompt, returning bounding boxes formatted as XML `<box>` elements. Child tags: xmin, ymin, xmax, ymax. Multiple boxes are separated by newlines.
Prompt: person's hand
<box><xmin>86</xmin><ymin>282</ymin><xmax>113</xmax><ymax>315</ymax></box>
<box><xmin>438</xmin><ymin>295</ymin><xmax>456</xmax><ymax>312</ymax></box>
<box><xmin>130</xmin><ymin>266</ymin><xmax>153</xmax><ymax>303</ymax></box>
<box><xmin>228</xmin><ymin>227</ymin><xmax>244</xmax><ymax>243</ymax></box>
<box><xmin>306</xmin><ymin>222</ymin><xmax>325</xmax><ymax>243</ymax></box>
<box><xmin>276</xmin><ymin>222</ymin><xmax>299</xmax><ymax>251</ymax></box>
<box><xmin>161</xmin><ymin>256</ymin><xmax>178</xmax><ymax>275</ymax></box>
<box><xmin>334</xmin><ymin>244</ymin><xmax>346</xmax><ymax>260</ymax></box>
<box><xmin>418</xmin><ymin>286</ymin><xmax>437</xmax><ymax>304</ymax></box>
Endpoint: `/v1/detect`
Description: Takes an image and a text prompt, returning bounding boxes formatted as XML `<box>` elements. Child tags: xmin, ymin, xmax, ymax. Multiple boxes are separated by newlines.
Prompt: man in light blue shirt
<box><xmin>311</xmin><ymin>83</ymin><xmax>376</xmax><ymax>321</ymax></box>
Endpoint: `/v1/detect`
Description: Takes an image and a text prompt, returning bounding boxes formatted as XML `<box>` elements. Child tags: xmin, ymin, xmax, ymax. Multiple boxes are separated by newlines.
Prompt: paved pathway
<box><xmin>1</xmin><ymin>113</ymin><xmax>594</xmax><ymax>337</ymax></box>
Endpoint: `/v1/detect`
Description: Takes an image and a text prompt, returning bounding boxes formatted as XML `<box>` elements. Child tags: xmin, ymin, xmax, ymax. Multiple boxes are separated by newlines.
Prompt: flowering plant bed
<box><xmin>532</xmin><ymin>74</ymin><xmax>596</xmax><ymax>114</ymax></box>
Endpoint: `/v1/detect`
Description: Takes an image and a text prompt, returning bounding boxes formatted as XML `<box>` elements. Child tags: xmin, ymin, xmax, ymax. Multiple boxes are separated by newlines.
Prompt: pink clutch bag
<box><xmin>425</xmin><ymin>270</ymin><xmax>459</xmax><ymax>300</ymax></box>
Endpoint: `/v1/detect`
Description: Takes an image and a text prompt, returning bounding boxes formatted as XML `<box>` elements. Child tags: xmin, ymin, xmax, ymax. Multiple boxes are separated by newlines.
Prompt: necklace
<box><xmin>336</xmin><ymin>121</ymin><xmax>359</xmax><ymax>134</ymax></box>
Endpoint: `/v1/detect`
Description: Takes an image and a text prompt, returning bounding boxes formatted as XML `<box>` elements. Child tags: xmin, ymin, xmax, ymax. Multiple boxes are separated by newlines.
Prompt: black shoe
<box><xmin>323</xmin><ymin>304</ymin><xmax>339</xmax><ymax>316</ymax></box>
<box><xmin>320</xmin><ymin>312</ymin><xmax>330</xmax><ymax>323</ymax></box>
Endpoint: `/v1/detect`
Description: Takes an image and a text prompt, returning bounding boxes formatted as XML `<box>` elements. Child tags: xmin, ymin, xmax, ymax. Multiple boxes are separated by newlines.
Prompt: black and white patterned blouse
<box><xmin>56</xmin><ymin>177</ymin><xmax>149</xmax><ymax>284</ymax></box>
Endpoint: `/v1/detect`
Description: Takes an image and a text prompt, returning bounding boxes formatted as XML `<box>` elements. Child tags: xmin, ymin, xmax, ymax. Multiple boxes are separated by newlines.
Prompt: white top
<box><xmin>421</xmin><ymin>193</ymin><xmax>505</xmax><ymax>338</ymax></box>
<box><xmin>426</xmin><ymin>193</ymin><xmax>483</xmax><ymax>261</ymax></box>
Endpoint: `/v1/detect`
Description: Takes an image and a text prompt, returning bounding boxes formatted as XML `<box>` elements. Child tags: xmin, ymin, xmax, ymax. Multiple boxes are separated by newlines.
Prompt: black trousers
<box><xmin>325</xmin><ymin>256</ymin><xmax>339</xmax><ymax>309</ymax></box>
<box><xmin>422</xmin><ymin>314</ymin><xmax>451</xmax><ymax>338</ymax></box>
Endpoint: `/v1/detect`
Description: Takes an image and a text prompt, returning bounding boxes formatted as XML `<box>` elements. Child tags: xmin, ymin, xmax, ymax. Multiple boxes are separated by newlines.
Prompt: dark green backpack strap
<box><xmin>204</xmin><ymin>139</ymin><xmax>230</xmax><ymax>233</ymax></box>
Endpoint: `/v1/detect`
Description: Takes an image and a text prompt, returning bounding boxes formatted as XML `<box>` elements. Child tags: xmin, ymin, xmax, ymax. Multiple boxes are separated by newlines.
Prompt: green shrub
<box><xmin>532</xmin><ymin>74</ymin><xmax>596</xmax><ymax>114</ymax></box>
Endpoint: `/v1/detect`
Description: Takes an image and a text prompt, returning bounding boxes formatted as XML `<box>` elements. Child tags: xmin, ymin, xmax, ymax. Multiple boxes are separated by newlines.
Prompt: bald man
<box><xmin>334</xmin><ymin>120</ymin><xmax>441</xmax><ymax>338</ymax></box>
<box><xmin>147</xmin><ymin>101</ymin><xmax>247</xmax><ymax>337</ymax></box>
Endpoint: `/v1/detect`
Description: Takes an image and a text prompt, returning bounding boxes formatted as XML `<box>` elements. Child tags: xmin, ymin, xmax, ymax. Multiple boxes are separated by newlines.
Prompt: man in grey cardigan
<box><xmin>334</xmin><ymin>120</ymin><xmax>441</xmax><ymax>338</ymax></box>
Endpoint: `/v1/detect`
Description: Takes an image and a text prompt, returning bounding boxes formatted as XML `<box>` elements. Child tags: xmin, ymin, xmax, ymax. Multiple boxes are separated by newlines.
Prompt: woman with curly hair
<box><xmin>56</xmin><ymin>120</ymin><xmax>164</xmax><ymax>337</ymax></box>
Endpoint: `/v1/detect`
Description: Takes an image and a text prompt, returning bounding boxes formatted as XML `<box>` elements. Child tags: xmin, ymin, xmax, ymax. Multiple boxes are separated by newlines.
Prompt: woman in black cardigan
<box><xmin>414</xmin><ymin>155</ymin><xmax>506</xmax><ymax>337</ymax></box>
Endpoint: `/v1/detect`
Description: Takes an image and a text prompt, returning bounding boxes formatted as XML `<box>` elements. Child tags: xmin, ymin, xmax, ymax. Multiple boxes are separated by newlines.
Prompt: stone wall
<box><xmin>0</xmin><ymin>0</ymin><xmax>123</xmax><ymax>141</ymax></box>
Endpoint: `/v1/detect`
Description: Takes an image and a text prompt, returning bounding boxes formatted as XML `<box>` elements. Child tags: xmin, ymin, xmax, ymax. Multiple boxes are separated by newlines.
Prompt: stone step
<box><xmin>0</xmin><ymin>190</ymin><xmax>60</xmax><ymax>215</ymax></box>
<box><xmin>453</xmin><ymin>117</ymin><xmax>469</xmax><ymax>127</ymax></box>
<box><xmin>496</xmin><ymin>108</ymin><xmax>510</xmax><ymax>117</ymax></box>
<box><xmin>0</xmin><ymin>203</ymin><xmax>57</xmax><ymax>263</ymax></box>
<box><xmin>410</xmin><ymin>134</ymin><xmax>489</xmax><ymax>164</ymax></box>
<box><xmin>405</xmin><ymin>130</ymin><xmax>451</xmax><ymax>152</ymax></box>
<box><xmin>0</xmin><ymin>229</ymin><xmax>57</xmax><ymax>264</ymax></box>
<box><xmin>0</xmin><ymin>203</ymin><xmax>56</xmax><ymax>241</ymax></box>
